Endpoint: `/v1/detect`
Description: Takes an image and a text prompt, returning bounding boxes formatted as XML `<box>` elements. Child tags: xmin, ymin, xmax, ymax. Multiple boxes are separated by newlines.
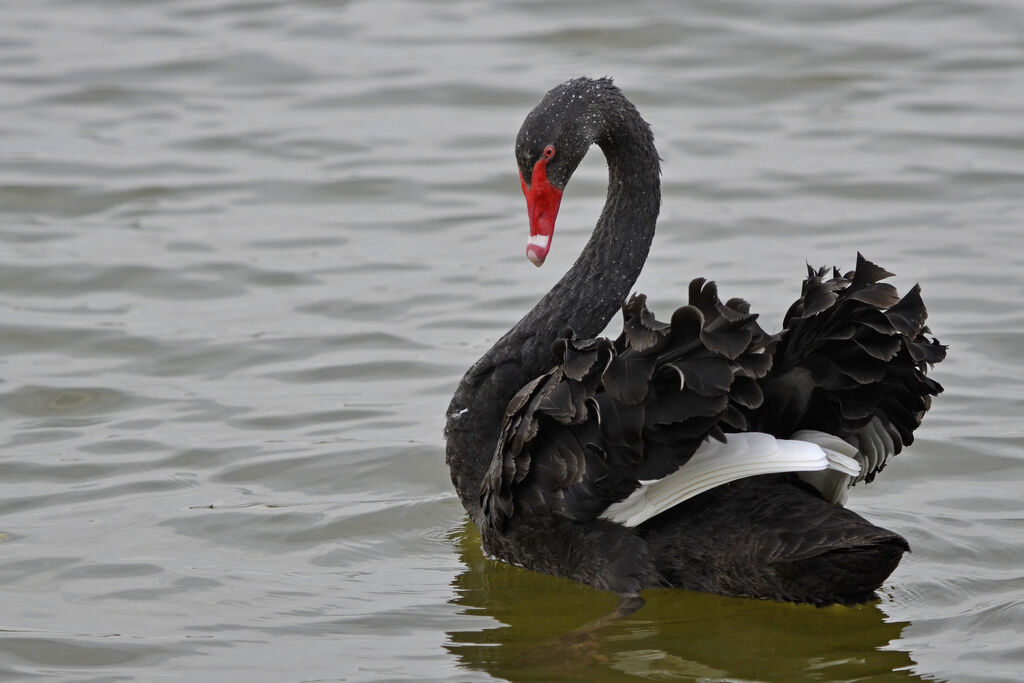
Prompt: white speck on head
<box><xmin>527</xmin><ymin>234</ymin><xmax>549</xmax><ymax>250</ymax></box>
<box><xmin>449</xmin><ymin>408</ymin><xmax>469</xmax><ymax>420</ymax></box>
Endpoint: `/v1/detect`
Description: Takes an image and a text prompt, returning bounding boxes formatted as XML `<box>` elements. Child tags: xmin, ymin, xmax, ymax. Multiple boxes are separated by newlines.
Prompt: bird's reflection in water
<box><xmin>445</xmin><ymin>520</ymin><xmax>922</xmax><ymax>681</ymax></box>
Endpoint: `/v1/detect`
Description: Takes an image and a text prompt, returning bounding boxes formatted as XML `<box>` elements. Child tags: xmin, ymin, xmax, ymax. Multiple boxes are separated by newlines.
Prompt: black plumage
<box><xmin>445</xmin><ymin>77</ymin><xmax>945</xmax><ymax>603</ymax></box>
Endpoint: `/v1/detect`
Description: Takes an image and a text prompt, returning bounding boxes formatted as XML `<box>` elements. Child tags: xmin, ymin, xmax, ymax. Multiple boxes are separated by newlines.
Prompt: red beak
<box><xmin>520</xmin><ymin>158</ymin><xmax>563</xmax><ymax>267</ymax></box>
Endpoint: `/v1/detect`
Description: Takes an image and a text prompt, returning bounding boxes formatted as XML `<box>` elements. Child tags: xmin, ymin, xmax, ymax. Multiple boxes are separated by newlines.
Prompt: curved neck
<box><xmin>446</xmin><ymin>96</ymin><xmax>661</xmax><ymax>521</ymax></box>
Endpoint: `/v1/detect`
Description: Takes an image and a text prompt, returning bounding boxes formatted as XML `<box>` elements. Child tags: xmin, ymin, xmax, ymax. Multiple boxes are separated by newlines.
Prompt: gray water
<box><xmin>1</xmin><ymin>1</ymin><xmax>1022</xmax><ymax>681</ymax></box>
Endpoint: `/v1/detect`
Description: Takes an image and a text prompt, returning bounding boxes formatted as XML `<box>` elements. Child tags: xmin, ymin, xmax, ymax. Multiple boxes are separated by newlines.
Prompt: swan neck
<box><xmin>446</xmin><ymin>90</ymin><xmax>661</xmax><ymax>520</ymax></box>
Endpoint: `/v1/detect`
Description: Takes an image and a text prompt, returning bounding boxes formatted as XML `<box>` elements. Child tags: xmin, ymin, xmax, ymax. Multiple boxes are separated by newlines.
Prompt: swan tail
<box><xmin>750</xmin><ymin>253</ymin><xmax>946</xmax><ymax>484</ymax></box>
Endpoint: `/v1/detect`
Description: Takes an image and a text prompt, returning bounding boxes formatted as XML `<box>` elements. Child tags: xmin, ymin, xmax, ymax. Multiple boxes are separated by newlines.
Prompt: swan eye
<box><xmin>542</xmin><ymin>145</ymin><xmax>556</xmax><ymax>160</ymax></box>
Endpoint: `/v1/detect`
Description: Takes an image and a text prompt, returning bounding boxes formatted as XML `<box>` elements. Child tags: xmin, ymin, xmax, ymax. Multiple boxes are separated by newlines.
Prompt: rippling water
<box><xmin>1</xmin><ymin>1</ymin><xmax>1022</xmax><ymax>681</ymax></box>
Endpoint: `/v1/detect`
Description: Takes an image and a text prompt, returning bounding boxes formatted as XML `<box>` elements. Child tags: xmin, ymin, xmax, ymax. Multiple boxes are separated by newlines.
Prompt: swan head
<box><xmin>515</xmin><ymin>77</ymin><xmax>613</xmax><ymax>266</ymax></box>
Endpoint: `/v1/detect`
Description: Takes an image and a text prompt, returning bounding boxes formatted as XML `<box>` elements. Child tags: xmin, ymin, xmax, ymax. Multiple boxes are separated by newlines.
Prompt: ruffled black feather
<box><xmin>749</xmin><ymin>253</ymin><xmax>946</xmax><ymax>482</ymax></box>
<box><xmin>481</xmin><ymin>254</ymin><xmax>945</xmax><ymax>537</ymax></box>
<box><xmin>481</xmin><ymin>283</ymin><xmax>773</xmax><ymax>532</ymax></box>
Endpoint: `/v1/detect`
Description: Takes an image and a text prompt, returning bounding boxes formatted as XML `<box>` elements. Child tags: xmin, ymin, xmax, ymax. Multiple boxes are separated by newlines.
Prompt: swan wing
<box><xmin>749</xmin><ymin>253</ymin><xmax>945</xmax><ymax>484</ymax></box>
<box><xmin>480</xmin><ymin>256</ymin><xmax>944</xmax><ymax>534</ymax></box>
<box><xmin>481</xmin><ymin>280</ymin><xmax>775</xmax><ymax>530</ymax></box>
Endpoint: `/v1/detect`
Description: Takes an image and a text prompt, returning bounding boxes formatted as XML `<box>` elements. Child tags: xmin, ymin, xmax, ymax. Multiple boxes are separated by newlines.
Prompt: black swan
<box><xmin>445</xmin><ymin>77</ymin><xmax>945</xmax><ymax>605</ymax></box>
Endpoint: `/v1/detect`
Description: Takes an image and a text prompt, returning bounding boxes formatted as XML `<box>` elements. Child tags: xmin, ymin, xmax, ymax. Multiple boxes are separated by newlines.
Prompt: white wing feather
<box><xmin>600</xmin><ymin>431</ymin><xmax>861</xmax><ymax>527</ymax></box>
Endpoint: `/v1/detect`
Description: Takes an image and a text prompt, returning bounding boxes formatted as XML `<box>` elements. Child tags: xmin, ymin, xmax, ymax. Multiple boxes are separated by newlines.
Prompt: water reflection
<box><xmin>446</xmin><ymin>521</ymin><xmax>920</xmax><ymax>681</ymax></box>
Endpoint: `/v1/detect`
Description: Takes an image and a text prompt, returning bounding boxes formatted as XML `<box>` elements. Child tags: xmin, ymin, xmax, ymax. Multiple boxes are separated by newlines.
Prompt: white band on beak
<box><xmin>527</xmin><ymin>234</ymin><xmax>550</xmax><ymax>250</ymax></box>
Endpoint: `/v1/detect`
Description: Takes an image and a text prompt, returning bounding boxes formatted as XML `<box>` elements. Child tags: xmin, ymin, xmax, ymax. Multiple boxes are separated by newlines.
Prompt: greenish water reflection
<box><xmin>447</xmin><ymin>522</ymin><xmax>920</xmax><ymax>681</ymax></box>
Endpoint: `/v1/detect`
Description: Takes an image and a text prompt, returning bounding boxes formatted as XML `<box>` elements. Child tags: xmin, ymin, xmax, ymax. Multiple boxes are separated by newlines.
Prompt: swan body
<box><xmin>445</xmin><ymin>77</ymin><xmax>945</xmax><ymax>604</ymax></box>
